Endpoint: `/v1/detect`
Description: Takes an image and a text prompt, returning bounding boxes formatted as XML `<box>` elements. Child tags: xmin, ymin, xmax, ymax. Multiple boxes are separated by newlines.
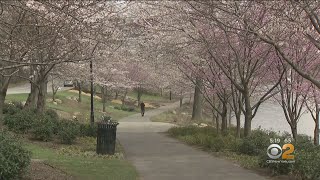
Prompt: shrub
<box><xmin>126</xmin><ymin>107</ymin><xmax>135</xmax><ymax>112</ymax></box>
<box><xmin>2</xmin><ymin>103</ymin><xmax>19</xmax><ymax>115</ymax></box>
<box><xmin>114</xmin><ymin>106</ymin><xmax>121</xmax><ymax>110</ymax></box>
<box><xmin>293</xmin><ymin>145</ymin><xmax>320</xmax><ymax>179</ymax></box>
<box><xmin>12</xmin><ymin>101</ymin><xmax>24</xmax><ymax>110</ymax></box>
<box><xmin>168</xmin><ymin>126</ymin><xmax>205</xmax><ymax>137</ymax></box>
<box><xmin>211</xmin><ymin>136</ymin><xmax>226</xmax><ymax>152</ymax></box>
<box><xmin>180</xmin><ymin>135</ymin><xmax>199</xmax><ymax>145</ymax></box>
<box><xmin>58</xmin><ymin>119</ymin><xmax>80</xmax><ymax>144</ymax></box>
<box><xmin>79</xmin><ymin>123</ymin><xmax>97</xmax><ymax>137</ymax></box>
<box><xmin>0</xmin><ymin>131</ymin><xmax>31</xmax><ymax>179</ymax></box>
<box><xmin>238</xmin><ymin>138</ymin><xmax>259</xmax><ymax>156</ymax></box>
<box><xmin>238</xmin><ymin>129</ymin><xmax>275</xmax><ymax>156</ymax></box>
<box><xmin>45</xmin><ymin>109</ymin><xmax>59</xmax><ymax>121</ymax></box>
<box><xmin>114</xmin><ymin>106</ymin><xmax>135</xmax><ymax>112</ymax></box>
<box><xmin>45</xmin><ymin>109</ymin><xmax>60</xmax><ymax>134</ymax></box>
<box><xmin>31</xmin><ymin>115</ymin><xmax>58</xmax><ymax>141</ymax></box>
<box><xmin>171</xmin><ymin>126</ymin><xmax>231</xmax><ymax>152</ymax></box>
<box><xmin>100</xmin><ymin>115</ymin><xmax>112</xmax><ymax>122</ymax></box>
<box><xmin>4</xmin><ymin>109</ymin><xmax>36</xmax><ymax>133</ymax></box>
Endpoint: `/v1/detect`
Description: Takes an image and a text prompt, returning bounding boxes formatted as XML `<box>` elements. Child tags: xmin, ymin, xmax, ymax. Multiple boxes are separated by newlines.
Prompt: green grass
<box><xmin>150</xmin><ymin>103</ymin><xmax>213</xmax><ymax>126</ymax></box>
<box><xmin>127</xmin><ymin>91</ymin><xmax>174</xmax><ymax>103</ymax></box>
<box><xmin>5</xmin><ymin>90</ymin><xmax>137</xmax><ymax>122</ymax></box>
<box><xmin>5</xmin><ymin>93</ymin><xmax>28</xmax><ymax>102</ymax></box>
<box><xmin>25</xmin><ymin>143</ymin><xmax>138</xmax><ymax>180</ymax></box>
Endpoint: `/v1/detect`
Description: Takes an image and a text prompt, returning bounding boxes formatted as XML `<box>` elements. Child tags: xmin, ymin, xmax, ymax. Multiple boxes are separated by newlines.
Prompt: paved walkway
<box><xmin>117</xmin><ymin>101</ymin><xmax>267</xmax><ymax>180</ymax></box>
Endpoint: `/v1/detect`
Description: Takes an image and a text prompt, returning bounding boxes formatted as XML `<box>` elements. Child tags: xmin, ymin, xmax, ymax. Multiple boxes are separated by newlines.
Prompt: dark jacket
<box><xmin>140</xmin><ymin>103</ymin><xmax>145</xmax><ymax>111</ymax></box>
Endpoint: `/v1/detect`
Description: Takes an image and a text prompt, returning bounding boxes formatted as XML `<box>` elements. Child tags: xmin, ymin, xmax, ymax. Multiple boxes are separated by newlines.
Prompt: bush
<box><xmin>45</xmin><ymin>109</ymin><xmax>59</xmax><ymax>121</ymax></box>
<box><xmin>12</xmin><ymin>101</ymin><xmax>24</xmax><ymax>110</ymax></box>
<box><xmin>122</xmin><ymin>106</ymin><xmax>135</xmax><ymax>112</ymax></box>
<box><xmin>58</xmin><ymin>119</ymin><xmax>80</xmax><ymax>144</ymax></box>
<box><xmin>79</xmin><ymin>123</ymin><xmax>97</xmax><ymax>137</ymax></box>
<box><xmin>31</xmin><ymin>115</ymin><xmax>58</xmax><ymax>141</ymax></box>
<box><xmin>45</xmin><ymin>109</ymin><xmax>60</xmax><ymax>134</ymax></box>
<box><xmin>4</xmin><ymin>109</ymin><xmax>36</xmax><ymax>133</ymax></box>
<box><xmin>100</xmin><ymin>115</ymin><xmax>112</xmax><ymax>122</ymax></box>
<box><xmin>2</xmin><ymin>103</ymin><xmax>19</xmax><ymax>115</ymax></box>
<box><xmin>170</xmin><ymin>126</ymin><xmax>231</xmax><ymax>152</ymax></box>
<box><xmin>0</xmin><ymin>131</ymin><xmax>31</xmax><ymax>179</ymax></box>
<box><xmin>294</xmin><ymin>146</ymin><xmax>320</xmax><ymax>180</ymax></box>
<box><xmin>238</xmin><ymin>129</ymin><xmax>275</xmax><ymax>156</ymax></box>
<box><xmin>211</xmin><ymin>136</ymin><xmax>226</xmax><ymax>152</ymax></box>
<box><xmin>114</xmin><ymin>106</ymin><xmax>135</xmax><ymax>112</ymax></box>
<box><xmin>114</xmin><ymin>106</ymin><xmax>121</xmax><ymax>110</ymax></box>
<box><xmin>168</xmin><ymin>126</ymin><xmax>215</xmax><ymax>137</ymax></box>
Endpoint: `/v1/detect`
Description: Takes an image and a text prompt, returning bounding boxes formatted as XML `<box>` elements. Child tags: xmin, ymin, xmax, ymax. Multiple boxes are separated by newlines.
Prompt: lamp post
<box><xmin>90</xmin><ymin>59</ymin><xmax>94</xmax><ymax>127</ymax></box>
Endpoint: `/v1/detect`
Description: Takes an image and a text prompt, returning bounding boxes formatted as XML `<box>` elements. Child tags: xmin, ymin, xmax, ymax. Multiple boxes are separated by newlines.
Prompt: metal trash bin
<box><xmin>96</xmin><ymin>121</ymin><xmax>119</xmax><ymax>155</ymax></box>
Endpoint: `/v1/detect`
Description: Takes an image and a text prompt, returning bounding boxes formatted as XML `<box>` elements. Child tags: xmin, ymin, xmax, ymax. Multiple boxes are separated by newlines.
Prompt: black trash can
<box><xmin>96</xmin><ymin>121</ymin><xmax>119</xmax><ymax>155</ymax></box>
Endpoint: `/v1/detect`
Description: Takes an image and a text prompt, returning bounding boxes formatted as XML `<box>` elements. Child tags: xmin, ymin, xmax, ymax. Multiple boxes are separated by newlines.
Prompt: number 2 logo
<box><xmin>282</xmin><ymin>144</ymin><xmax>294</xmax><ymax>160</ymax></box>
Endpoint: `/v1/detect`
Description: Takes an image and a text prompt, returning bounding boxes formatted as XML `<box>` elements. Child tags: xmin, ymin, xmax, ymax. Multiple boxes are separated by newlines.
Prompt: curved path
<box><xmin>117</xmin><ymin>101</ymin><xmax>267</xmax><ymax>180</ymax></box>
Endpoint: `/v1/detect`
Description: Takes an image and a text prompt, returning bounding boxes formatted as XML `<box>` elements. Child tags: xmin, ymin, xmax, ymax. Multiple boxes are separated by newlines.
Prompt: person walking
<box><xmin>140</xmin><ymin>101</ymin><xmax>145</xmax><ymax>117</ymax></box>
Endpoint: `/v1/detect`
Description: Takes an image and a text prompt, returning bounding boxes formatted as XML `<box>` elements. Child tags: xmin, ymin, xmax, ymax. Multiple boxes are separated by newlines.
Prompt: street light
<box><xmin>90</xmin><ymin>59</ymin><xmax>94</xmax><ymax>127</ymax></box>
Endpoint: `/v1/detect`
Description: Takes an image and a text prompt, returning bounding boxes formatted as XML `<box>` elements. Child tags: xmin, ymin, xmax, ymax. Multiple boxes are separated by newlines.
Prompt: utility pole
<box><xmin>90</xmin><ymin>59</ymin><xmax>94</xmax><ymax>127</ymax></box>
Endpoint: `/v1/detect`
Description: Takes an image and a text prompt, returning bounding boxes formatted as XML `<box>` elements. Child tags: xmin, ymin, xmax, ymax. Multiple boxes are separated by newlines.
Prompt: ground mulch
<box><xmin>24</xmin><ymin>160</ymin><xmax>76</xmax><ymax>180</ymax></box>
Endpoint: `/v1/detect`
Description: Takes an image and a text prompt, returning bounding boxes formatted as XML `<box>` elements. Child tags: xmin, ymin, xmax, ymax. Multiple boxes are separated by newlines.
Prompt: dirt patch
<box><xmin>24</xmin><ymin>161</ymin><xmax>75</xmax><ymax>180</ymax></box>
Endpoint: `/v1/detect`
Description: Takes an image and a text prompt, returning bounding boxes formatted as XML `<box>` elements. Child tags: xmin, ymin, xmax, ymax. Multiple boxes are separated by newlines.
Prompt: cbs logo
<box><xmin>267</xmin><ymin>144</ymin><xmax>294</xmax><ymax>160</ymax></box>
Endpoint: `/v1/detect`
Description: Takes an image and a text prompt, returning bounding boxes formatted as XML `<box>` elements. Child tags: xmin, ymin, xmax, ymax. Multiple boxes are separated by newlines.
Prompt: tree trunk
<box><xmin>221</xmin><ymin>103</ymin><xmax>228</xmax><ymax>135</ymax></box>
<box><xmin>36</xmin><ymin>78</ymin><xmax>48</xmax><ymax>114</ymax></box>
<box><xmin>25</xmin><ymin>81</ymin><xmax>39</xmax><ymax>109</ymax></box>
<box><xmin>115</xmin><ymin>90</ymin><xmax>119</xmax><ymax>99</ymax></box>
<box><xmin>180</xmin><ymin>91</ymin><xmax>183</xmax><ymax>108</ymax></box>
<box><xmin>192</xmin><ymin>77</ymin><xmax>203</xmax><ymax>120</ymax></box>
<box><xmin>314</xmin><ymin>114</ymin><xmax>319</xmax><ymax>145</ymax></box>
<box><xmin>78</xmin><ymin>81</ymin><xmax>82</xmax><ymax>103</ymax></box>
<box><xmin>121</xmin><ymin>89</ymin><xmax>127</xmax><ymax>108</ymax></box>
<box><xmin>216</xmin><ymin>114</ymin><xmax>220</xmax><ymax>134</ymax></box>
<box><xmin>0</xmin><ymin>75</ymin><xmax>10</xmax><ymax>120</ymax></box>
<box><xmin>244</xmin><ymin>112</ymin><xmax>252</xmax><ymax>137</ymax></box>
<box><xmin>169</xmin><ymin>90</ymin><xmax>172</xmax><ymax>100</ymax></box>
<box><xmin>160</xmin><ymin>88</ymin><xmax>163</xmax><ymax>96</ymax></box>
<box><xmin>243</xmin><ymin>90</ymin><xmax>252</xmax><ymax>137</ymax></box>
<box><xmin>228</xmin><ymin>105</ymin><xmax>232</xmax><ymax>127</ymax></box>
<box><xmin>0</xmin><ymin>93</ymin><xmax>5</xmax><ymax>120</ymax></box>
<box><xmin>235</xmin><ymin>113</ymin><xmax>241</xmax><ymax>138</ymax></box>
<box><xmin>51</xmin><ymin>79</ymin><xmax>55</xmax><ymax>102</ymax></box>
<box><xmin>102</xmin><ymin>86</ymin><xmax>107</xmax><ymax>112</ymax></box>
<box><xmin>291</xmin><ymin>126</ymin><xmax>297</xmax><ymax>142</ymax></box>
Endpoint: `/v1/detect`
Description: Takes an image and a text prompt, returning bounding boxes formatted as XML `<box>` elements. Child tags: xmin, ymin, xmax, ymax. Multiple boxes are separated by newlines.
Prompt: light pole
<box><xmin>90</xmin><ymin>59</ymin><xmax>94</xmax><ymax>127</ymax></box>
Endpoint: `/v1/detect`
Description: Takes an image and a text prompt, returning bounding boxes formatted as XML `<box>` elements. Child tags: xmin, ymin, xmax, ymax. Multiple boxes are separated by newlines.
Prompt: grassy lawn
<box><xmin>150</xmin><ymin>103</ymin><xmax>213</xmax><ymax>126</ymax></box>
<box><xmin>25</xmin><ymin>143</ymin><xmax>138</xmax><ymax>180</ymax></box>
<box><xmin>127</xmin><ymin>91</ymin><xmax>175</xmax><ymax>103</ymax></box>
<box><xmin>5</xmin><ymin>90</ymin><xmax>137</xmax><ymax>122</ymax></box>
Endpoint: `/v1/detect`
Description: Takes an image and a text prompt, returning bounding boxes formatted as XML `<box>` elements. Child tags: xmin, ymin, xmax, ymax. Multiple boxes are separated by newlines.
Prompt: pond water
<box><xmin>231</xmin><ymin>100</ymin><xmax>316</xmax><ymax>138</ymax></box>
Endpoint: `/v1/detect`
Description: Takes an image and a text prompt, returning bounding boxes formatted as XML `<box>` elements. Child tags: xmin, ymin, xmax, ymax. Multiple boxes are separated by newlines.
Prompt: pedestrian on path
<box><xmin>140</xmin><ymin>101</ymin><xmax>145</xmax><ymax>116</ymax></box>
